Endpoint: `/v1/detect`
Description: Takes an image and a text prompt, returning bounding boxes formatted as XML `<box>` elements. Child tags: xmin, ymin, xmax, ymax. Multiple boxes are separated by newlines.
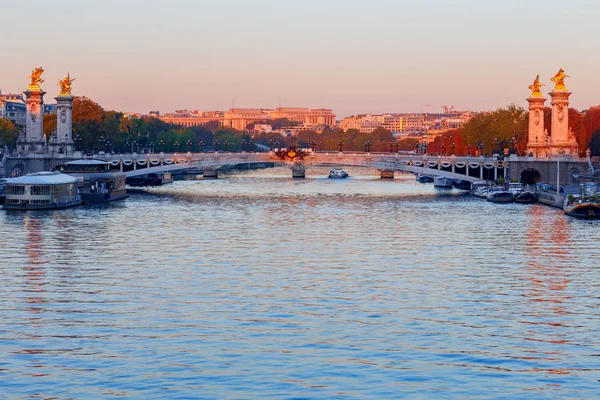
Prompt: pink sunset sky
<box><xmin>1</xmin><ymin>0</ymin><xmax>599</xmax><ymax>117</ymax></box>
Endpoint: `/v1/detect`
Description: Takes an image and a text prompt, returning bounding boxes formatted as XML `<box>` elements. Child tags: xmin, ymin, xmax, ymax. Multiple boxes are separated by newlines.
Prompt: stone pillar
<box><xmin>203</xmin><ymin>168</ymin><xmax>218</xmax><ymax>179</ymax></box>
<box><xmin>548</xmin><ymin>89</ymin><xmax>578</xmax><ymax>156</ymax></box>
<box><xmin>380</xmin><ymin>170</ymin><xmax>395</xmax><ymax>179</ymax></box>
<box><xmin>291</xmin><ymin>162</ymin><xmax>306</xmax><ymax>178</ymax></box>
<box><xmin>55</xmin><ymin>94</ymin><xmax>75</xmax><ymax>154</ymax></box>
<box><xmin>525</xmin><ymin>95</ymin><xmax>546</xmax><ymax>156</ymax></box>
<box><xmin>18</xmin><ymin>86</ymin><xmax>46</xmax><ymax>154</ymax></box>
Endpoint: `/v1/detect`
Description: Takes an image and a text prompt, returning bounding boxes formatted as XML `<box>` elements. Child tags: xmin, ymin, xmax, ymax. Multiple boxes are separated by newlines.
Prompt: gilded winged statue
<box><xmin>58</xmin><ymin>73</ymin><xmax>76</xmax><ymax>95</ymax></box>
<box><xmin>29</xmin><ymin>67</ymin><xmax>45</xmax><ymax>87</ymax></box>
<box><xmin>551</xmin><ymin>68</ymin><xmax>569</xmax><ymax>90</ymax></box>
<box><xmin>528</xmin><ymin>75</ymin><xmax>544</xmax><ymax>96</ymax></box>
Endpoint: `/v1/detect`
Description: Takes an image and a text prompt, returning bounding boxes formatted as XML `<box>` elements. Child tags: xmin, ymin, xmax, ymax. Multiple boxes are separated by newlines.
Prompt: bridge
<box><xmin>96</xmin><ymin>151</ymin><xmax>509</xmax><ymax>182</ymax></box>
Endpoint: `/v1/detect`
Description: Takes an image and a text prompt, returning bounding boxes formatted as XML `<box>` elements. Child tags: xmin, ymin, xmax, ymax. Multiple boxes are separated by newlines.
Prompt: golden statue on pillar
<box><xmin>551</xmin><ymin>68</ymin><xmax>569</xmax><ymax>90</ymax></box>
<box><xmin>58</xmin><ymin>73</ymin><xmax>76</xmax><ymax>96</ymax></box>
<box><xmin>28</xmin><ymin>67</ymin><xmax>45</xmax><ymax>89</ymax></box>
<box><xmin>528</xmin><ymin>75</ymin><xmax>544</xmax><ymax>97</ymax></box>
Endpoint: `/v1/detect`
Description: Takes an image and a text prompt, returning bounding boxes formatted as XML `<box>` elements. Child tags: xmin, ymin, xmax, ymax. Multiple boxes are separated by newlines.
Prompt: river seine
<box><xmin>1</xmin><ymin>167</ymin><xmax>599</xmax><ymax>399</ymax></box>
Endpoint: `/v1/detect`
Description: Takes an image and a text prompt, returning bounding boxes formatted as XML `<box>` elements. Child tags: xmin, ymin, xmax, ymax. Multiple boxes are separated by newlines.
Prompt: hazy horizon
<box><xmin>2</xmin><ymin>0</ymin><xmax>599</xmax><ymax>117</ymax></box>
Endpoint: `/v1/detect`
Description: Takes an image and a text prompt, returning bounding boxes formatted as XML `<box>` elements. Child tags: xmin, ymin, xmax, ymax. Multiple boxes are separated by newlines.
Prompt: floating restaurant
<box><xmin>2</xmin><ymin>172</ymin><xmax>82</xmax><ymax>210</ymax></box>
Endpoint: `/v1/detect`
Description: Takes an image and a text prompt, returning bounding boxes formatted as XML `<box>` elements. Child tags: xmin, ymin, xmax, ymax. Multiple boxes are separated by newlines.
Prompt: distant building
<box><xmin>0</xmin><ymin>92</ymin><xmax>26</xmax><ymax>126</ymax></box>
<box><xmin>340</xmin><ymin>114</ymin><xmax>383</xmax><ymax>134</ymax></box>
<box><xmin>254</xmin><ymin>124</ymin><xmax>273</xmax><ymax>134</ymax></box>
<box><xmin>159</xmin><ymin>106</ymin><xmax>336</xmax><ymax>130</ymax></box>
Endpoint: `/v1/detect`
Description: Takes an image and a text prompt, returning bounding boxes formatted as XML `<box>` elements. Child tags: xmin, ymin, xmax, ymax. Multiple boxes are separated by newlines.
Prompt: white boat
<box><xmin>3</xmin><ymin>172</ymin><xmax>82</xmax><ymax>210</ymax></box>
<box><xmin>471</xmin><ymin>180</ymin><xmax>489</xmax><ymax>198</ymax></box>
<box><xmin>433</xmin><ymin>176</ymin><xmax>453</xmax><ymax>188</ymax></box>
<box><xmin>329</xmin><ymin>168</ymin><xmax>349</xmax><ymax>179</ymax></box>
<box><xmin>487</xmin><ymin>190</ymin><xmax>514</xmax><ymax>203</ymax></box>
<box><xmin>507</xmin><ymin>182</ymin><xmax>523</xmax><ymax>196</ymax></box>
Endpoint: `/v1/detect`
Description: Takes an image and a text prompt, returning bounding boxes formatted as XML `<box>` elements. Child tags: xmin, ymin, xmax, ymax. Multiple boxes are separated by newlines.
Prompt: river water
<box><xmin>1</xmin><ymin>167</ymin><xmax>599</xmax><ymax>399</ymax></box>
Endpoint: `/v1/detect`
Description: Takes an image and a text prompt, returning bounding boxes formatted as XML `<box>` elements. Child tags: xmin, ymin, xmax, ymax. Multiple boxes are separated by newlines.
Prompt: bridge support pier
<box><xmin>291</xmin><ymin>162</ymin><xmax>306</xmax><ymax>178</ymax></box>
<box><xmin>203</xmin><ymin>168</ymin><xmax>218</xmax><ymax>179</ymax></box>
<box><xmin>380</xmin><ymin>170</ymin><xmax>395</xmax><ymax>179</ymax></box>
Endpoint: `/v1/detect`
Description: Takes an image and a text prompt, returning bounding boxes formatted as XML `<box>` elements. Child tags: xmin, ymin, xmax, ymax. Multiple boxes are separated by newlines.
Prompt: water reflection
<box><xmin>523</xmin><ymin>205</ymin><xmax>573</xmax><ymax>385</ymax></box>
<box><xmin>0</xmin><ymin>175</ymin><xmax>598</xmax><ymax>398</ymax></box>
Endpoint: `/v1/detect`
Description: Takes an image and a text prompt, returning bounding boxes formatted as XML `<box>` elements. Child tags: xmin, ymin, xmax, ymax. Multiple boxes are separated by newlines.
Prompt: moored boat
<box><xmin>563</xmin><ymin>182</ymin><xmax>600</xmax><ymax>219</ymax></box>
<box><xmin>487</xmin><ymin>190</ymin><xmax>514</xmax><ymax>203</ymax></box>
<box><xmin>63</xmin><ymin>160</ymin><xmax>128</xmax><ymax>203</ymax></box>
<box><xmin>329</xmin><ymin>168</ymin><xmax>348</xmax><ymax>179</ymax></box>
<box><xmin>564</xmin><ymin>199</ymin><xmax>600</xmax><ymax>219</ymax></box>
<box><xmin>453</xmin><ymin>180</ymin><xmax>471</xmax><ymax>191</ymax></box>
<box><xmin>433</xmin><ymin>176</ymin><xmax>453</xmax><ymax>188</ymax></box>
<box><xmin>514</xmin><ymin>190</ymin><xmax>538</xmax><ymax>204</ymax></box>
<box><xmin>2</xmin><ymin>172</ymin><xmax>82</xmax><ymax>210</ymax></box>
<box><xmin>417</xmin><ymin>175</ymin><xmax>434</xmax><ymax>183</ymax></box>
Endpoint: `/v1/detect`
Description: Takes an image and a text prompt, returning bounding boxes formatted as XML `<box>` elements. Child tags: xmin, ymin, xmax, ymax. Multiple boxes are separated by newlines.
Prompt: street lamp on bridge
<box><xmin>214</xmin><ymin>140</ymin><xmax>219</xmax><ymax>152</ymax></box>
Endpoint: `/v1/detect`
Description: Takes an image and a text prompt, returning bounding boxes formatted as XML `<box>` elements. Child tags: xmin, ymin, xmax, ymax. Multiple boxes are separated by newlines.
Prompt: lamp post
<box><xmin>241</xmin><ymin>139</ymin><xmax>247</xmax><ymax>152</ymax></box>
<box><xmin>467</xmin><ymin>144</ymin><xmax>471</xmax><ymax>156</ymax></box>
<box><xmin>310</xmin><ymin>139</ymin><xmax>317</xmax><ymax>152</ymax></box>
<box><xmin>269</xmin><ymin>139</ymin><xmax>274</xmax><ymax>152</ymax></box>
<box><xmin>395</xmin><ymin>140</ymin><xmax>400</xmax><ymax>153</ymax></box>
<box><xmin>451</xmin><ymin>142</ymin><xmax>456</xmax><ymax>156</ymax></box>
<box><xmin>535</xmin><ymin>136</ymin><xmax>538</xmax><ymax>158</ymax></box>
<box><xmin>174</xmin><ymin>141</ymin><xmax>179</xmax><ymax>153</ymax></box>
<box><xmin>338</xmin><ymin>138</ymin><xmax>343</xmax><ymax>153</ymax></box>
<box><xmin>214</xmin><ymin>140</ymin><xmax>219</xmax><ymax>152</ymax></box>
<box><xmin>199</xmin><ymin>140</ymin><xmax>204</xmax><ymax>152</ymax></box>
<box><xmin>477</xmin><ymin>141</ymin><xmax>483</xmax><ymax>157</ymax></box>
<box><xmin>187</xmin><ymin>139</ymin><xmax>191</xmax><ymax>153</ymax></box>
<box><xmin>224</xmin><ymin>140</ymin><xmax>229</xmax><ymax>152</ymax></box>
<box><xmin>159</xmin><ymin>140</ymin><xmax>165</xmax><ymax>153</ymax></box>
<box><xmin>363</xmin><ymin>141</ymin><xmax>368</xmax><ymax>152</ymax></box>
<box><xmin>249</xmin><ymin>139</ymin><xmax>254</xmax><ymax>152</ymax></box>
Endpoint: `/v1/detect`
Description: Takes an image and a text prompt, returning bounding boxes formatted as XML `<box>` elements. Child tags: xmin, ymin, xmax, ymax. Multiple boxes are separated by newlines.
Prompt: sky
<box><xmin>1</xmin><ymin>0</ymin><xmax>599</xmax><ymax>117</ymax></box>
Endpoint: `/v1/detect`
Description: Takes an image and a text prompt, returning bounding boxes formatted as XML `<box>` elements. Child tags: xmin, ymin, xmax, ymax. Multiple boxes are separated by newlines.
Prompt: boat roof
<box><xmin>65</xmin><ymin>159</ymin><xmax>110</xmax><ymax>165</ymax></box>
<box><xmin>6</xmin><ymin>171</ymin><xmax>79</xmax><ymax>185</ymax></box>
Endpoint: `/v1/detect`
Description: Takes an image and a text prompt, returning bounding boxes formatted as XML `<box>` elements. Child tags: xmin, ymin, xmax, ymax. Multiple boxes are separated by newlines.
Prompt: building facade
<box><xmin>0</xmin><ymin>92</ymin><xmax>26</xmax><ymax>126</ymax></box>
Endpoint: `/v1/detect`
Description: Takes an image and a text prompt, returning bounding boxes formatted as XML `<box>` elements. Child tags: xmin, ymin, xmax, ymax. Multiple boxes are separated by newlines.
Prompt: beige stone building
<box><xmin>160</xmin><ymin>106</ymin><xmax>335</xmax><ymax>130</ymax></box>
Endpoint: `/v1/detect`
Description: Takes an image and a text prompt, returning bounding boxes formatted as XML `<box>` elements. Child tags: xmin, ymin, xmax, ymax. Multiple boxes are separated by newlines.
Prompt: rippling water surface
<box><xmin>1</xmin><ymin>167</ymin><xmax>599</xmax><ymax>399</ymax></box>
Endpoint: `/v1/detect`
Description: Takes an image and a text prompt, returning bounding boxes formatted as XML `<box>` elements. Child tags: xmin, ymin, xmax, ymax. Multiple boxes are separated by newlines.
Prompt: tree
<box><xmin>43</xmin><ymin>113</ymin><xmax>57</xmax><ymax>140</ymax></box>
<box><xmin>459</xmin><ymin>104</ymin><xmax>526</xmax><ymax>155</ymax></box>
<box><xmin>0</xmin><ymin>117</ymin><xmax>17</xmax><ymax>149</ymax></box>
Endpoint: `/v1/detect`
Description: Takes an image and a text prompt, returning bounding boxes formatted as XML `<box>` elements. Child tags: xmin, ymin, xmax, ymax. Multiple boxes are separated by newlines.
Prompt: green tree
<box><xmin>0</xmin><ymin>117</ymin><xmax>17</xmax><ymax>149</ymax></box>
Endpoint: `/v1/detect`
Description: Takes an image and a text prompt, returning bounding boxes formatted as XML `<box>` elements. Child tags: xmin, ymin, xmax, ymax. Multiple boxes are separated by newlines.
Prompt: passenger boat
<box><xmin>471</xmin><ymin>180</ymin><xmax>489</xmax><ymax>198</ymax></box>
<box><xmin>63</xmin><ymin>160</ymin><xmax>128</xmax><ymax>203</ymax></box>
<box><xmin>564</xmin><ymin>197</ymin><xmax>600</xmax><ymax>219</ymax></box>
<box><xmin>563</xmin><ymin>182</ymin><xmax>600</xmax><ymax>219</ymax></box>
<box><xmin>514</xmin><ymin>190</ymin><xmax>538</xmax><ymax>204</ymax></box>
<box><xmin>433</xmin><ymin>176</ymin><xmax>453</xmax><ymax>188</ymax></box>
<box><xmin>507</xmin><ymin>182</ymin><xmax>523</xmax><ymax>196</ymax></box>
<box><xmin>0</xmin><ymin>178</ymin><xmax>7</xmax><ymax>205</ymax></box>
<box><xmin>329</xmin><ymin>168</ymin><xmax>349</xmax><ymax>179</ymax></box>
<box><xmin>537</xmin><ymin>185</ymin><xmax>564</xmax><ymax>208</ymax></box>
<box><xmin>2</xmin><ymin>172</ymin><xmax>82</xmax><ymax>210</ymax></box>
<box><xmin>487</xmin><ymin>190</ymin><xmax>514</xmax><ymax>203</ymax></box>
<box><xmin>416</xmin><ymin>175</ymin><xmax>434</xmax><ymax>183</ymax></box>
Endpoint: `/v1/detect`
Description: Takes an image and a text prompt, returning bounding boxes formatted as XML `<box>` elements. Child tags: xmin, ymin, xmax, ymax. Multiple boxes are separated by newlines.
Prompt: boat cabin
<box><xmin>63</xmin><ymin>160</ymin><xmax>127</xmax><ymax>203</ymax></box>
<box><xmin>3</xmin><ymin>172</ymin><xmax>82</xmax><ymax>210</ymax></box>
